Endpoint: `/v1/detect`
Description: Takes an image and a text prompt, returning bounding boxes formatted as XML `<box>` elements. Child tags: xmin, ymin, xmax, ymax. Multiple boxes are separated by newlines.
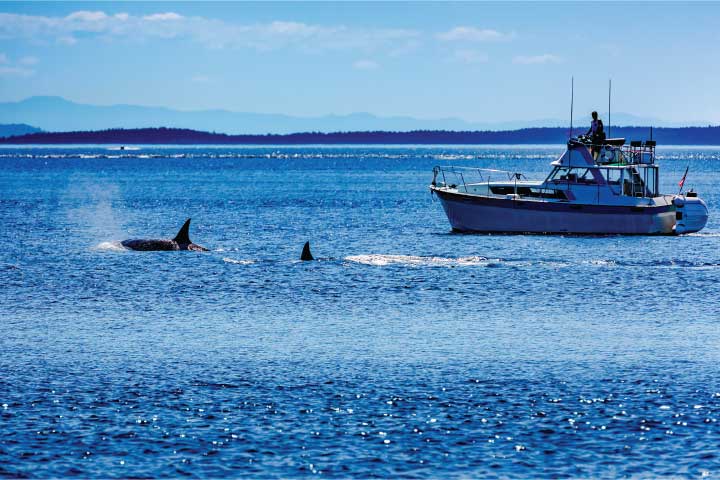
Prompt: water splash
<box><xmin>64</xmin><ymin>179</ymin><xmax>127</xmax><ymax>245</ymax></box>
<box><xmin>222</xmin><ymin>257</ymin><xmax>255</xmax><ymax>265</ymax></box>
<box><xmin>93</xmin><ymin>241</ymin><xmax>127</xmax><ymax>252</ymax></box>
<box><xmin>345</xmin><ymin>254</ymin><xmax>492</xmax><ymax>267</ymax></box>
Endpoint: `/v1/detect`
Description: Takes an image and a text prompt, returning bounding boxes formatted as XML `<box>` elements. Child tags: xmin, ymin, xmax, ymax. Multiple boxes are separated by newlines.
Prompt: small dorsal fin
<box><xmin>300</xmin><ymin>241</ymin><xmax>314</xmax><ymax>261</ymax></box>
<box><xmin>173</xmin><ymin>218</ymin><xmax>192</xmax><ymax>244</ymax></box>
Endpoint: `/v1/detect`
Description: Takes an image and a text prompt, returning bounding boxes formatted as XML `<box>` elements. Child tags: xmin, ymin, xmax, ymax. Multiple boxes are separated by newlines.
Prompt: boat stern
<box><xmin>673</xmin><ymin>193</ymin><xmax>709</xmax><ymax>234</ymax></box>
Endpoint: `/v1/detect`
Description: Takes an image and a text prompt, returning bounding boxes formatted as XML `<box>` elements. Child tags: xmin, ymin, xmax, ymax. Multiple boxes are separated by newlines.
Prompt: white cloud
<box><xmin>452</xmin><ymin>49</ymin><xmax>489</xmax><ymax>64</ymax></box>
<box><xmin>0</xmin><ymin>11</ymin><xmax>420</xmax><ymax>54</ymax></box>
<box><xmin>143</xmin><ymin>12</ymin><xmax>183</xmax><ymax>22</ymax></box>
<box><xmin>512</xmin><ymin>53</ymin><xmax>562</xmax><ymax>64</ymax></box>
<box><xmin>65</xmin><ymin>11</ymin><xmax>108</xmax><ymax>22</ymax></box>
<box><xmin>57</xmin><ymin>36</ymin><xmax>78</xmax><ymax>45</ymax></box>
<box><xmin>437</xmin><ymin>26</ymin><xmax>512</xmax><ymax>42</ymax></box>
<box><xmin>0</xmin><ymin>66</ymin><xmax>34</xmax><ymax>77</ymax></box>
<box><xmin>266</xmin><ymin>20</ymin><xmax>316</xmax><ymax>36</ymax></box>
<box><xmin>353</xmin><ymin>59</ymin><xmax>379</xmax><ymax>70</ymax></box>
<box><xmin>0</xmin><ymin>53</ymin><xmax>37</xmax><ymax>76</ymax></box>
<box><xmin>190</xmin><ymin>74</ymin><xmax>211</xmax><ymax>83</ymax></box>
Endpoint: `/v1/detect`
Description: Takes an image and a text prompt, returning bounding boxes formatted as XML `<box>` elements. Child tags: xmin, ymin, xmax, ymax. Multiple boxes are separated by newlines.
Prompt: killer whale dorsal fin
<box><xmin>173</xmin><ymin>218</ymin><xmax>192</xmax><ymax>244</ymax></box>
<box><xmin>300</xmin><ymin>241</ymin><xmax>314</xmax><ymax>261</ymax></box>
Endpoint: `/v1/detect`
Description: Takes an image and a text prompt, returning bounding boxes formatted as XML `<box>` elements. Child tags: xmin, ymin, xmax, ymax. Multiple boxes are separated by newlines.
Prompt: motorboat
<box><xmin>430</xmin><ymin>136</ymin><xmax>708</xmax><ymax>234</ymax></box>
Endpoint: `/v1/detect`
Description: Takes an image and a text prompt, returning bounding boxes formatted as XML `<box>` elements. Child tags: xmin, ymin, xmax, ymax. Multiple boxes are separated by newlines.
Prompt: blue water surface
<box><xmin>1</xmin><ymin>145</ymin><xmax>720</xmax><ymax>478</ymax></box>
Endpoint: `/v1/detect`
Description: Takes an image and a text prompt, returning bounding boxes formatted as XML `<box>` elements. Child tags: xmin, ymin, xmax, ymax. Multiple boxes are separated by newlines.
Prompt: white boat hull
<box><xmin>434</xmin><ymin>189</ymin><xmax>678</xmax><ymax>235</ymax></box>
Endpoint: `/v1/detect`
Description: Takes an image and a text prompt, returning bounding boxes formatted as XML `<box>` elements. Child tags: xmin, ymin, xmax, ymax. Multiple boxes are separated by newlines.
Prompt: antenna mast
<box><xmin>570</xmin><ymin>76</ymin><xmax>574</xmax><ymax>138</ymax></box>
<box><xmin>608</xmin><ymin>79</ymin><xmax>612</xmax><ymax>138</ymax></box>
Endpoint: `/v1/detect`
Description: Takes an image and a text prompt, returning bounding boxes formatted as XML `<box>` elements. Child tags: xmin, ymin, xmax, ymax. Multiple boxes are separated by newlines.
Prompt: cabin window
<box><xmin>547</xmin><ymin>167</ymin><xmax>568</xmax><ymax>182</ymax></box>
<box><xmin>548</xmin><ymin>167</ymin><xmax>598</xmax><ymax>185</ymax></box>
<box><xmin>606</xmin><ymin>169</ymin><xmax>622</xmax><ymax>184</ymax></box>
<box><xmin>643</xmin><ymin>166</ymin><xmax>659</xmax><ymax>197</ymax></box>
<box><xmin>578</xmin><ymin>168</ymin><xmax>600</xmax><ymax>184</ymax></box>
<box><xmin>490</xmin><ymin>186</ymin><xmax>526</xmax><ymax>195</ymax></box>
<box><xmin>489</xmin><ymin>186</ymin><xmax>567</xmax><ymax>200</ymax></box>
<box><xmin>622</xmin><ymin>167</ymin><xmax>648</xmax><ymax>197</ymax></box>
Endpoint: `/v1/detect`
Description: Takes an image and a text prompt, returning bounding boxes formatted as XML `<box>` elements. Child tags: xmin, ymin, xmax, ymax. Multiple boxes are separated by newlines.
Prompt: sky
<box><xmin>1</xmin><ymin>1</ymin><xmax>719</xmax><ymax>124</ymax></box>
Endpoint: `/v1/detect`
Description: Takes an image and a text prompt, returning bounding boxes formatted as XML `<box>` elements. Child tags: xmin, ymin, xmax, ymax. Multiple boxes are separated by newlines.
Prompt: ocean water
<box><xmin>1</xmin><ymin>145</ymin><xmax>720</xmax><ymax>478</ymax></box>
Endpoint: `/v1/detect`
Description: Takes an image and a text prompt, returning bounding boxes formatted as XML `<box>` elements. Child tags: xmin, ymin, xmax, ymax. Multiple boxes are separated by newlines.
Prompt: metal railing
<box><xmin>431</xmin><ymin>165</ymin><xmax>567</xmax><ymax>200</ymax></box>
<box><xmin>432</xmin><ymin>166</ymin><xmax>524</xmax><ymax>193</ymax></box>
<box><xmin>573</xmin><ymin>136</ymin><xmax>656</xmax><ymax>166</ymax></box>
<box><xmin>622</xmin><ymin>141</ymin><xmax>656</xmax><ymax>165</ymax></box>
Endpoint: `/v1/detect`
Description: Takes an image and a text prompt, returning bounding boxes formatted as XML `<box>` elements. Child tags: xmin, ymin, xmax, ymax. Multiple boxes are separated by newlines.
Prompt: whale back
<box><xmin>121</xmin><ymin>218</ymin><xmax>207</xmax><ymax>252</ymax></box>
<box><xmin>121</xmin><ymin>239</ymin><xmax>178</xmax><ymax>251</ymax></box>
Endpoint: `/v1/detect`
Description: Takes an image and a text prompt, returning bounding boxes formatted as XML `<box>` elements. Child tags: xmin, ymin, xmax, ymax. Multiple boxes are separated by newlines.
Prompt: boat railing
<box><xmin>432</xmin><ymin>165</ymin><xmax>565</xmax><ymax>200</ymax></box>
<box><xmin>432</xmin><ymin>165</ymin><xmax>524</xmax><ymax>192</ymax></box>
<box><xmin>596</xmin><ymin>142</ymin><xmax>655</xmax><ymax>166</ymax></box>
<box><xmin>621</xmin><ymin>140</ymin><xmax>656</xmax><ymax>165</ymax></box>
<box><xmin>573</xmin><ymin>135</ymin><xmax>656</xmax><ymax>165</ymax></box>
<box><xmin>595</xmin><ymin>143</ymin><xmax>656</xmax><ymax>166</ymax></box>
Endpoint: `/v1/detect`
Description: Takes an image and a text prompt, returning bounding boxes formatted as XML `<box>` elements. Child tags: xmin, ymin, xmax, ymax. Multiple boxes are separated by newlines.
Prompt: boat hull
<box><xmin>433</xmin><ymin>189</ymin><xmax>677</xmax><ymax>235</ymax></box>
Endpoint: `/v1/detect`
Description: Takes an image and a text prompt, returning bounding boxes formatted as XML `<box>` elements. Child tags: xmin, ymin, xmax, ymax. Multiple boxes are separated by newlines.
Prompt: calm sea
<box><xmin>1</xmin><ymin>145</ymin><xmax>720</xmax><ymax>478</ymax></box>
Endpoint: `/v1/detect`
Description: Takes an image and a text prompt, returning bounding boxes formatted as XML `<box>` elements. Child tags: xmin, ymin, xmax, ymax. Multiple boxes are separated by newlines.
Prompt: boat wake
<box><xmin>222</xmin><ymin>257</ymin><xmax>255</xmax><ymax>265</ymax></box>
<box><xmin>344</xmin><ymin>254</ymin><xmax>720</xmax><ymax>269</ymax></box>
<box><xmin>345</xmin><ymin>254</ymin><xmax>494</xmax><ymax>267</ymax></box>
<box><xmin>585</xmin><ymin>259</ymin><xmax>617</xmax><ymax>267</ymax></box>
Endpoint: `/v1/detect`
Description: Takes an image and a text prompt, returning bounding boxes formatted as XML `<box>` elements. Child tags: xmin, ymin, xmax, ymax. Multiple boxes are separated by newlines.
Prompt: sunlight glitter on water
<box><xmin>1</xmin><ymin>145</ymin><xmax>719</xmax><ymax>477</ymax></box>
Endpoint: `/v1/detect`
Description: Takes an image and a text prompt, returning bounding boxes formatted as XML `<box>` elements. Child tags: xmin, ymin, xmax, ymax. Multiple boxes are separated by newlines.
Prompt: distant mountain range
<box><xmin>0</xmin><ymin>96</ymin><xmax>710</xmax><ymax>135</ymax></box>
<box><xmin>0</xmin><ymin>123</ymin><xmax>42</xmax><ymax>138</ymax></box>
<box><xmin>3</xmin><ymin>126</ymin><xmax>720</xmax><ymax>145</ymax></box>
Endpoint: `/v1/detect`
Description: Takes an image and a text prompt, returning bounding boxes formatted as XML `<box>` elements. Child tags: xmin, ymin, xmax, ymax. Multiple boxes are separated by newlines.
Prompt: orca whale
<box><xmin>121</xmin><ymin>219</ymin><xmax>208</xmax><ymax>252</ymax></box>
<box><xmin>300</xmin><ymin>241</ymin><xmax>314</xmax><ymax>261</ymax></box>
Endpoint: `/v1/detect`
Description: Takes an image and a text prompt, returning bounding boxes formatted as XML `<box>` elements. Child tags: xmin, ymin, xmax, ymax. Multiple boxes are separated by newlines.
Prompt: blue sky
<box><xmin>1</xmin><ymin>1</ymin><xmax>719</xmax><ymax>124</ymax></box>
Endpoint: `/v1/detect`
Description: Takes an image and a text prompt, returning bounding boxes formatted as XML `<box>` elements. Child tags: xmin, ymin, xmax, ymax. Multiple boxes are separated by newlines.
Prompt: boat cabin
<box><xmin>431</xmin><ymin>136</ymin><xmax>662</xmax><ymax>203</ymax></box>
<box><xmin>545</xmin><ymin>137</ymin><xmax>660</xmax><ymax>198</ymax></box>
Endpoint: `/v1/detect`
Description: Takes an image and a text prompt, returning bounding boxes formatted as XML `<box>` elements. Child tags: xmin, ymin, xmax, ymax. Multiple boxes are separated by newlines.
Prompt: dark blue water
<box><xmin>2</xmin><ymin>146</ymin><xmax>720</xmax><ymax>478</ymax></box>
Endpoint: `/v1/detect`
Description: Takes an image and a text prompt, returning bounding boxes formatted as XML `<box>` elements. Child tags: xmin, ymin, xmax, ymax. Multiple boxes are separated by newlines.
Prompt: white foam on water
<box><xmin>688</xmin><ymin>232</ymin><xmax>720</xmax><ymax>237</ymax></box>
<box><xmin>586</xmin><ymin>259</ymin><xmax>617</xmax><ymax>267</ymax></box>
<box><xmin>345</xmin><ymin>254</ymin><xmax>491</xmax><ymax>267</ymax></box>
<box><xmin>93</xmin><ymin>241</ymin><xmax>127</xmax><ymax>252</ymax></box>
<box><xmin>222</xmin><ymin>257</ymin><xmax>255</xmax><ymax>265</ymax></box>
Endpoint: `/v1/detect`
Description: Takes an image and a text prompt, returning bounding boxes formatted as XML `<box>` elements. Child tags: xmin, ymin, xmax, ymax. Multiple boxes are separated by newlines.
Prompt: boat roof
<box><xmin>551</xmin><ymin>140</ymin><xmax>655</xmax><ymax>169</ymax></box>
<box><xmin>551</xmin><ymin>142</ymin><xmax>597</xmax><ymax>168</ymax></box>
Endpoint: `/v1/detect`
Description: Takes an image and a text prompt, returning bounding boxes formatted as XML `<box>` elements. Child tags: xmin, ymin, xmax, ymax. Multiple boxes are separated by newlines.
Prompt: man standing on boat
<box><xmin>585</xmin><ymin>111</ymin><xmax>606</xmax><ymax>158</ymax></box>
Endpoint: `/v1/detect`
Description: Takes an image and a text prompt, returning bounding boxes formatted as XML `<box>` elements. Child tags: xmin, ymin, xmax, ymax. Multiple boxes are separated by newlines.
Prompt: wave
<box><xmin>687</xmin><ymin>232</ymin><xmax>720</xmax><ymax>237</ymax></box>
<box><xmin>343</xmin><ymin>254</ymin><xmax>720</xmax><ymax>269</ymax></box>
<box><xmin>222</xmin><ymin>257</ymin><xmax>255</xmax><ymax>265</ymax></box>
<box><xmin>638</xmin><ymin>259</ymin><xmax>720</xmax><ymax>268</ymax></box>
<box><xmin>0</xmin><ymin>151</ymin><xmax>556</xmax><ymax>161</ymax></box>
<box><xmin>585</xmin><ymin>259</ymin><xmax>617</xmax><ymax>267</ymax></box>
<box><xmin>345</xmin><ymin>254</ymin><xmax>493</xmax><ymax>267</ymax></box>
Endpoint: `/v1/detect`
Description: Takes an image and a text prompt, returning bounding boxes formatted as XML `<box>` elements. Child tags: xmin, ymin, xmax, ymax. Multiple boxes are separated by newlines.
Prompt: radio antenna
<box><xmin>608</xmin><ymin>79</ymin><xmax>612</xmax><ymax>138</ymax></box>
<box><xmin>569</xmin><ymin>76</ymin><xmax>574</xmax><ymax>138</ymax></box>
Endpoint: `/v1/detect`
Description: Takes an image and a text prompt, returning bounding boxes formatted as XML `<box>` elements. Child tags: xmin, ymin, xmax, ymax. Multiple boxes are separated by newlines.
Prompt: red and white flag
<box><xmin>678</xmin><ymin>166</ymin><xmax>689</xmax><ymax>188</ymax></box>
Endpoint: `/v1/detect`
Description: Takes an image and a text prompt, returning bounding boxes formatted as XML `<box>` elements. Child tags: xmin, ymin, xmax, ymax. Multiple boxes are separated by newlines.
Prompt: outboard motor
<box><xmin>673</xmin><ymin>192</ymin><xmax>709</xmax><ymax>234</ymax></box>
